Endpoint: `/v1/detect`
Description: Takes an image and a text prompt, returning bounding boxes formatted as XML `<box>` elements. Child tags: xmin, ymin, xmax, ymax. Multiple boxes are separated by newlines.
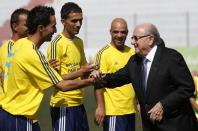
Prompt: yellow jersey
<box><xmin>194</xmin><ymin>76</ymin><xmax>198</xmax><ymax>118</ymax></box>
<box><xmin>47</xmin><ymin>33</ymin><xmax>87</xmax><ymax>107</ymax></box>
<box><xmin>0</xmin><ymin>38</ymin><xmax>62</xmax><ymax>120</ymax></box>
<box><xmin>0</xmin><ymin>39</ymin><xmax>14</xmax><ymax>96</ymax></box>
<box><xmin>95</xmin><ymin>44</ymin><xmax>136</xmax><ymax>115</ymax></box>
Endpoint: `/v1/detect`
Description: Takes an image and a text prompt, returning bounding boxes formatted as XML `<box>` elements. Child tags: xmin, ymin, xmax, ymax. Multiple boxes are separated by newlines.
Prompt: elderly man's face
<box><xmin>131</xmin><ymin>27</ymin><xmax>153</xmax><ymax>57</ymax></box>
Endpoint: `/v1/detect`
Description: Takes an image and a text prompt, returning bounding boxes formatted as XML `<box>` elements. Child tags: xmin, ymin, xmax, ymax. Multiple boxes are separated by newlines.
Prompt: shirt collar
<box><xmin>145</xmin><ymin>45</ymin><xmax>157</xmax><ymax>62</ymax></box>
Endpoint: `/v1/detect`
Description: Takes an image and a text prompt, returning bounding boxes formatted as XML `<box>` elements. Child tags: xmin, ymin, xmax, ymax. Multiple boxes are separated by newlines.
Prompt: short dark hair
<box><xmin>61</xmin><ymin>2</ymin><xmax>82</xmax><ymax>19</ymax></box>
<box><xmin>27</xmin><ymin>5</ymin><xmax>55</xmax><ymax>35</ymax></box>
<box><xmin>10</xmin><ymin>8</ymin><xmax>29</xmax><ymax>31</ymax></box>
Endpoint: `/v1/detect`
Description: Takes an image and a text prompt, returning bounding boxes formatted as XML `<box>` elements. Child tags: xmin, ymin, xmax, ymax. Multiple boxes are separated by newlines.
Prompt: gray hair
<box><xmin>146</xmin><ymin>24</ymin><xmax>164</xmax><ymax>46</ymax></box>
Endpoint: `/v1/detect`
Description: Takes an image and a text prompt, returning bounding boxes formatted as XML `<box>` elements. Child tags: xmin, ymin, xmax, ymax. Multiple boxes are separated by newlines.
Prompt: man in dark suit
<box><xmin>93</xmin><ymin>23</ymin><xmax>198</xmax><ymax>131</ymax></box>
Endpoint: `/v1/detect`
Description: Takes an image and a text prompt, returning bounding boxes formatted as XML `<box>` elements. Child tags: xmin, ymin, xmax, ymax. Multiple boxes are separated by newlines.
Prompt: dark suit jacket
<box><xmin>97</xmin><ymin>46</ymin><xmax>197</xmax><ymax>131</ymax></box>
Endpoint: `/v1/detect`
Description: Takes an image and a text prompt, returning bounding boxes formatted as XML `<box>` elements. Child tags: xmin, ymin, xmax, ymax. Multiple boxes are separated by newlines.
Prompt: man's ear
<box><xmin>61</xmin><ymin>19</ymin><xmax>65</xmax><ymax>26</ymax></box>
<box><xmin>37</xmin><ymin>25</ymin><xmax>45</xmax><ymax>32</ymax></box>
<box><xmin>110</xmin><ymin>29</ymin><xmax>112</xmax><ymax>35</ymax></box>
<box><xmin>149</xmin><ymin>36</ymin><xmax>155</xmax><ymax>46</ymax></box>
<box><xmin>12</xmin><ymin>23</ymin><xmax>18</xmax><ymax>33</ymax></box>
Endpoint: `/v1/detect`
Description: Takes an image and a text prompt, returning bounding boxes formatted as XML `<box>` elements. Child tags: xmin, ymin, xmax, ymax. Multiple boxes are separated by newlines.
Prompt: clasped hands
<box><xmin>83</xmin><ymin>63</ymin><xmax>164</xmax><ymax>123</ymax></box>
<box><xmin>49</xmin><ymin>59</ymin><xmax>103</xmax><ymax>83</ymax></box>
<box><xmin>148</xmin><ymin>102</ymin><xmax>164</xmax><ymax>123</ymax></box>
<box><xmin>78</xmin><ymin>63</ymin><xmax>103</xmax><ymax>81</ymax></box>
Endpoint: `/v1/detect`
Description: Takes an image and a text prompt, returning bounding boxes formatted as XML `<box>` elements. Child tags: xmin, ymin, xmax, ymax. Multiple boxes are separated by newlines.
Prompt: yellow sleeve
<box><xmin>94</xmin><ymin>51</ymin><xmax>108</xmax><ymax>73</ymax></box>
<box><xmin>0</xmin><ymin>43</ymin><xmax>7</xmax><ymax>70</ymax></box>
<box><xmin>47</xmin><ymin>37</ymin><xmax>63</xmax><ymax>71</ymax></box>
<box><xmin>0</xmin><ymin>47</ymin><xmax>3</xmax><ymax>71</ymax></box>
<box><xmin>194</xmin><ymin>77</ymin><xmax>198</xmax><ymax>92</ymax></box>
<box><xmin>78</xmin><ymin>39</ymin><xmax>87</xmax><ymax>65</ymax></box>
<box><xmin>25</xmin><ymin>50</ymin><xmax>62</xmax><ymax>90</ymax></box>
<box><xmin>0</xmin><ymin>43</ymin><xmax>8</xmax><ymax>86</ymax></box>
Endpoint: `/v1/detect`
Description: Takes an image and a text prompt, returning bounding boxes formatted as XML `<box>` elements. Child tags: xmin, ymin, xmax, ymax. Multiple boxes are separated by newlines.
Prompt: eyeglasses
<box><xmin>131</xmin><ymin>35</ymin><xmax>151</xmax><ymax>41</ymax></box>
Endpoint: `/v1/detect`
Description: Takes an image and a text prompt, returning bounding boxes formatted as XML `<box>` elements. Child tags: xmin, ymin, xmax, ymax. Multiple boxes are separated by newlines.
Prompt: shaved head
<box><xmin>111</xmin><ymin>18</ymin><xmax>128</xmax><ymax>31</ymax></box>
<box><xmin>110</xmin><ymin>18</ymin><xmax>128</xmax><ymax>50</ymax></box>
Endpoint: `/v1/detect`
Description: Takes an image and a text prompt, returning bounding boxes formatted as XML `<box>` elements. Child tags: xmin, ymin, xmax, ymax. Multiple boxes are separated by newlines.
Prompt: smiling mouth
<box><xmin>116</xmin><ymin>39</ymin><xmax>125</xmax><ymax>43</ymax></box>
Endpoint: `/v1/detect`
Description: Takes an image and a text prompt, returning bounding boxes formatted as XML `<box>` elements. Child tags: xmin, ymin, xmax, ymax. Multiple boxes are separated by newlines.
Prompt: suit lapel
<box><xmin>133</xmin><ymin>55</ymin><xmax>145</xmax><ymax>101</ymax></box>
<box><xmin>146</xmin><ymin>46</ymin><xmax>162</xmax><ymax>99</ymax></box>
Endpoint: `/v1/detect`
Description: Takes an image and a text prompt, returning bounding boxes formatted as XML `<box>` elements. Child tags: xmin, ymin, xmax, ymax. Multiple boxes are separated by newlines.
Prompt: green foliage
<box><xmin>176</xmin><ymin>47</ymin><xmax>198</xmax><ymax>70</ymax></box>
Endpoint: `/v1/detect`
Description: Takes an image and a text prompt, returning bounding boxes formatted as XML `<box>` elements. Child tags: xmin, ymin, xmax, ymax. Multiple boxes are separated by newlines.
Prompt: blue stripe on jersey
<box><xmin>7</xmin><ymin>40</ymin><xmax>14</xmax><ymax>55</ymax></box>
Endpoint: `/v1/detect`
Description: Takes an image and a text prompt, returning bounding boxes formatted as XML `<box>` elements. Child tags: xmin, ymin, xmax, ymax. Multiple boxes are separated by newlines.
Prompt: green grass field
<box><xmin>176</xmin><ymin>47</ymin><xmax>198</xmax><ymax>70</ymax></box>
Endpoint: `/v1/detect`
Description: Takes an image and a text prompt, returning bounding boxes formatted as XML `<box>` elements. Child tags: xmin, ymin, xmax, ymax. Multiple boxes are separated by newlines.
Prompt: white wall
<box><xmin>1</xmin><ymin>0</ymin><xmax>198</xmax><ymax>60</ymax></box>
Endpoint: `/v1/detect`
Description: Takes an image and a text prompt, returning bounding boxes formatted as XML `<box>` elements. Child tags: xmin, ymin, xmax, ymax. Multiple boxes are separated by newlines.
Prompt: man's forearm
<box><xmin>56</xmin><ymin>78</ymin><xmax>94</xmax><ymax>92</ymax></box>
<box><xmin>61</xmin><ymin>70</ymin><xmax>83</xmax><ymax>80</ymax></box>
<box><xmin>94</xmin><ymin>88</ymin><xmax>105</xmax><ymax>108</ymax></box>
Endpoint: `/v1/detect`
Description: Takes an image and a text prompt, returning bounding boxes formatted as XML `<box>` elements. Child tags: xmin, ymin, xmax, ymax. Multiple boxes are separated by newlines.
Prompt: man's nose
<box><xmin>117</xmin><ymin>32</ymin><xmax>124</xmax><ymax>38</ymax></box>
<box><xmin>76</xmin><ymin>21</ymin><xmax>81</xmax><ymax>27</ymax></box>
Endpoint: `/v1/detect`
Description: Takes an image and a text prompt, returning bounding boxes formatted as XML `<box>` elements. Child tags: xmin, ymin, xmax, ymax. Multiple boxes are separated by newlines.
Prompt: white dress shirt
<box><xmin>144</xmin><ymin>45</ymin><xmax>158</xmax><ymax>81</ymax></box>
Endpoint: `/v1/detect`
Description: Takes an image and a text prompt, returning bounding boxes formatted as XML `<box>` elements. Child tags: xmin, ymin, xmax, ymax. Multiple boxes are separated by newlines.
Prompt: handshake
<box><xmin>49</xmin><ymin>59</ymin><xmax>104</xmax><ymax>85</ymax></box>
<box><xmin>82</xmin><ymin>63</ymin><xmax>105</xmax><ymax>83</ymax></box>
<box><xmin>77</xmin><ymin>63</ymin><xmax>106</xmax><ymax>88</ymax></box>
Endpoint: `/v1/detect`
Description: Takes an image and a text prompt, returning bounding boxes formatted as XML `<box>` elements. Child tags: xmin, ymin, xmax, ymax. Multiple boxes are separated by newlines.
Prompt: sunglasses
<box><xmin>131</xmin><ymin>35</ymin><xmax>151</xmax><ymax>41</ymax></box>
